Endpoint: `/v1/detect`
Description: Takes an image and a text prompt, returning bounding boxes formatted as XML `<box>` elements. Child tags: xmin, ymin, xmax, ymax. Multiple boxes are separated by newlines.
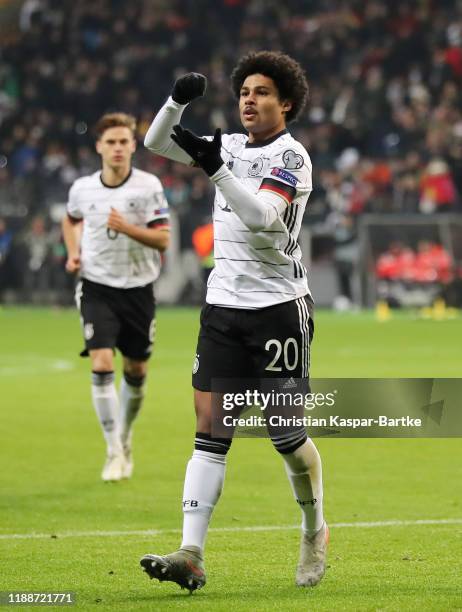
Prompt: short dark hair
<box><xmin>230</xmin><ymin>51</ymin><xmax>309</xmax><ymax>123</ymax></box>
<box><xmin>95</xmin><ymin>113</ymin><xmax>136</xmax><ymax>139</ymax></box>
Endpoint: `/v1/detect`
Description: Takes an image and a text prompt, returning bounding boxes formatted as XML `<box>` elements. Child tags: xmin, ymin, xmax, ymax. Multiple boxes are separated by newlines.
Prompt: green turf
<box><xmin>1</xmin><ymin>307</ymin><xmax>461</xmax><ymax>611</ymax></box>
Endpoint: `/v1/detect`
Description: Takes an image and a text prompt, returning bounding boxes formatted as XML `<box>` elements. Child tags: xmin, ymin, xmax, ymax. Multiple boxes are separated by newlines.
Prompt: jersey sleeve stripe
<box><xmin>259</xmin><ymin>178</ymin><xmax>297</xmax><ymax>204</ymax></box>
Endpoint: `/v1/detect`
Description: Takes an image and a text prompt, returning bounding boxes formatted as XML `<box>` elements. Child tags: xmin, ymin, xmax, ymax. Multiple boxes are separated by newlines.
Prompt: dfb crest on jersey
<box><xmin>283</xmin><ymin>149</ymin><xmax>303</xmax><ymax>170</ymax></box>
<box><xmin>248</xmin><ymin>157</ymin><xmax>264</xmax><ymax>176</ymax></box>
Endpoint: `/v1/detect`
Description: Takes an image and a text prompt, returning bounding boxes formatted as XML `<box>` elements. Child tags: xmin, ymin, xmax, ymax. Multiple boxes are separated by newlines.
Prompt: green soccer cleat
<box><xmin>140</xmin><ymin>547</ymin><xmax>206</xmax><ymax>594</ymax></box>
<box><xmin>295</xmin><ymin>522</ymin><xmax>329</xmax><ymax>587</ymax></box>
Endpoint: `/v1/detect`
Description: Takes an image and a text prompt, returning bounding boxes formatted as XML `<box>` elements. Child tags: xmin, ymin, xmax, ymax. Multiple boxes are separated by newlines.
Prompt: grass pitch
<box><xmin>1</xmin><ymin>307</ymin><xmax>461</xmax><ymax>611</ymax></box>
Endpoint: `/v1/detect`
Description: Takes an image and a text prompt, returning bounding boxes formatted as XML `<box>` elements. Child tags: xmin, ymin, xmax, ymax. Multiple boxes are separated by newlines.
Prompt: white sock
<box><xmin>181</xmin><ymin>450</ymin><xmax>226</xmax><ymax>553</ymax></box>
<box><xmin>283</xmin><ymin>438</ymin><xmax>324</xmax><ymax>536</ymax></box>
<box><xmin>119</xmin><ymin>374</ymin><xmax>145</xmax><ymax>447</ymax></box>
<box><xmin>91</xmin><ymin>371</ymin><xmax>122</xmax><ymax>456</ymax></box>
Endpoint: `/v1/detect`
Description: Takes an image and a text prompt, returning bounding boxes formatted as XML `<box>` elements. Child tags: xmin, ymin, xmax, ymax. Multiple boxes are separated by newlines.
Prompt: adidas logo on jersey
<box><xmin>282</xmin><ymin>377</ymin><xmax>297</xmax><ymax>389</ymax></box>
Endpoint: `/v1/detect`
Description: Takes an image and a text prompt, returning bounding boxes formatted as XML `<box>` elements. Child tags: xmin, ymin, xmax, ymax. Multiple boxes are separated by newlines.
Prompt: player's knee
<box><xmin>195</xmin><ymin>432</ymin><xmax>232</xmax><ymax>456</ymax></box>
<box><xmin>90</xmin><ymin>349</ymin><xmax>114</xmax><ymax>372</ymax></box>
<box><xmin>270</xmin><ymin>428</ymin><xmax>307</xmax><ymax>455</ymax></box>
<box><xmin>123</xmin><ymin>359</ymin><xmax>147</xmax><ymax>379</ymax></box>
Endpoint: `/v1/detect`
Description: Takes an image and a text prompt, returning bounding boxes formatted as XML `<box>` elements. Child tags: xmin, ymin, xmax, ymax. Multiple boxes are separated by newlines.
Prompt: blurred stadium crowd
<box><xmin>0</xmin><ymin>0</ymin><xmax>462</xmax><ymax>303</ymax></box>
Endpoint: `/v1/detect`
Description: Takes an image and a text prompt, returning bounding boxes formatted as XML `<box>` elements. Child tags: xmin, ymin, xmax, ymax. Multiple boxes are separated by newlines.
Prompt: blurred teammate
<box><xmin>141</xmin><ymin>52</ymin><xmax>327</xmax><ymax>590</ymax></box>
<box><xmin>62</xmin><ymin>113</ymin><xmax>170</xmax><ymax>481</ymax></box>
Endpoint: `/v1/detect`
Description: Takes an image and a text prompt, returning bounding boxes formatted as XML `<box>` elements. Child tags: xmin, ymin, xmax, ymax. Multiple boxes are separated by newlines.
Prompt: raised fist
<box><xmin>172</xmin><ymin>73</ymin><xmax>207</xmax><ymax>105</ymax></box>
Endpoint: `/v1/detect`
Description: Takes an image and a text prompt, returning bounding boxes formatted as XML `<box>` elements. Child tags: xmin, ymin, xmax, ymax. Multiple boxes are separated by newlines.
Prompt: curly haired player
<box><xmin>141</xmin><ymin>51</ymin><xmax>327</xmax><ymax>592</ymax></box>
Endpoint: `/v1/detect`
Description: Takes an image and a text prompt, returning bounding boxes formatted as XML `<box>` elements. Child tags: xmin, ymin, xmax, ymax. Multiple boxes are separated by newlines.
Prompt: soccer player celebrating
<box><xmin>62</xmin><ymin>113</ymin><xmax>170</xmax><ymax>482</ymax></box>
<box><xmin>141</xmin><ymin>52</ymin><xmax>327</xmax><ymax>590</ymax></box>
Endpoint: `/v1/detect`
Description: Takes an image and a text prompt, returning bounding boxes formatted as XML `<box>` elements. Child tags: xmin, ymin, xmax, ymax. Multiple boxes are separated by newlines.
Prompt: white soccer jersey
<box><xmin>67</xmin><ymin>168</ymin><xmax>169</xmax><ymax>288</ymax></box>
<box><xmin>208</xmin><ymin>130</ymin><xmax>312</xmax><ymax>309</ymax></box>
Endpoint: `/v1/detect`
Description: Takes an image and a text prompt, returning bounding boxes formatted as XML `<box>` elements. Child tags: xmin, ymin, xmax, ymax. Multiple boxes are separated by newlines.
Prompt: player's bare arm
<box><xmin>62</xmin><ymin>214</ymin><xmax>83</xmax><ymax>273</ymax></box>
<box><xmin>107</xmin><ymin>207</ymin><xmax>170</xmax><ymax>252</ymax></box>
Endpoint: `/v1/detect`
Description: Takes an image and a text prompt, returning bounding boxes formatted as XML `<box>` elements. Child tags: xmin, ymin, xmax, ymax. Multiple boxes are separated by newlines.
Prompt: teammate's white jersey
<box><xmin>67</xmin><ymin>168</ymin><xmax>169</xmax><ymax>289</ymax></box>
<box><xmin>209</xmin><ymin>130</ymin><xmax>312</xmax><ymax>308</ymax></box>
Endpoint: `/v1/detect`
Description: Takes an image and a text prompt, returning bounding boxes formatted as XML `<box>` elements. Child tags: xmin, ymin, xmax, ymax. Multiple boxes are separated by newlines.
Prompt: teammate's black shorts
<box><xmin>192</xmin><ymin>295</ymin><xmax>314</xmax><ymax>391</ymax></box>
<box><xmin>76</xmin><ymin>278</ymin><xmax>156</xmax><ymax>361</ymax></box>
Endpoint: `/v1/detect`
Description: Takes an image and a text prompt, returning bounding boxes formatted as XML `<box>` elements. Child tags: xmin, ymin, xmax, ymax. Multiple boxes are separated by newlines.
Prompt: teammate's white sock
<box><xmin>91</xmin><ymin>371</ymin><xmax>123</xmax><ymax>456</ymax></box>
<box><xmin>283</xmin><ymin>438</ymin><xmax>324</xmax><ymax>536</ymax></box>
<box><xmin>181</xmin><ymin>449</ymin><xmax>226</xmax><ymax>553</ymax></box>
<box><xmin>119</xmin><ymin>372</ymin><xmax>146</xmax><ymax>447</ymax></box>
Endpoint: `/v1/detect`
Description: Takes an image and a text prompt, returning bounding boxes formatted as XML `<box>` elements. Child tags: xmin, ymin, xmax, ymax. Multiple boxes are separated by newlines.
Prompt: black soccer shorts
<box><xmin>192</xmin><ymin>295</ymin><xmax>314</xmax><ymax>391</ymax></box>
<box><xmin>76</xmin><ymin>279</ymin><xmax>156</xmax><ymax>361</ymax></box>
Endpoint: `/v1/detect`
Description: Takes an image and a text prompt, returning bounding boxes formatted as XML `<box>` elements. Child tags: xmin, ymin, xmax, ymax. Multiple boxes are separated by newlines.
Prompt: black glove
<box><xmin>171</xmin><ymin>72</ymin><xmax>207</xmax><ymax>105</ymax></box>
<box><xmin>171</xmin><ymin>125</ymin><xmax>224</xmax><ymax>176</ymax></box>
